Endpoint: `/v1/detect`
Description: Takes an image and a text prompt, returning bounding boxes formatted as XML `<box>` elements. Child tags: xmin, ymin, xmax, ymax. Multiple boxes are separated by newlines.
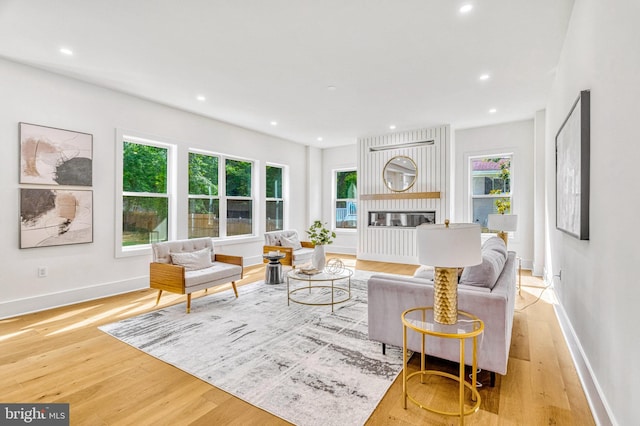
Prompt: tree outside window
<box><xmin>122</xmin><ymin>141</ymin><xmax>169</xmax><ymax>246</ymax></box>
<box><xmin>470</xmin><ymin>156</ymin><xmax>512</xmax><ymax>232</ymax></box>
<box><xmin>335</xmin><ymin>170</ymin><xmax>357</xmax><ymax>229</ymax></box>
<box><xmin>225</xmin><ymin>159</ymin><xmax>253</xmax><ymax>236</ymax></box>
<box><xmin>266</xmin><ymin>165</ymin><xmax>284</xmax><ymax>232</ymax></box>
<box><xmin>188</xmin><ymin>152</ymin><xmax>219</xmax><ymax>238</ymax></box>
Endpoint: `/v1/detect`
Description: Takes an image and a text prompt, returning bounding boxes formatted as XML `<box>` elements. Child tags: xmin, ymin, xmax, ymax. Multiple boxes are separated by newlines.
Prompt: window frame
<box><xmin>333</xmin><ymin>168</ymin><xmax>358</xmax><ymax>232</ymax></box>
<box><xmin>223</xmin><ymin>156</ymin><xmax>255</xmax><ymax>238</ymax></box>
<box><xmin>115</xmin><ymin>129</ymin><xmax>177</xmax><ymax>257</ymax></box>
<box><xmin>468</xmin><ymin>153</ymin><xmax>514</xmax><ymax>236</ymax></box>
<box><xmin>265</xmin><ymin>163</ymin><xmax>285</xmax><ymax>232</ymax></box>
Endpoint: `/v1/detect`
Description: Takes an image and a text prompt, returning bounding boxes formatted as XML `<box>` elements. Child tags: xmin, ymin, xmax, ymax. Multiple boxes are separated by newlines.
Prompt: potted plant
<box><xmin>306</xmin><ymin>220</ymin><xmax>336</xmax><ymax>270</ymax></box>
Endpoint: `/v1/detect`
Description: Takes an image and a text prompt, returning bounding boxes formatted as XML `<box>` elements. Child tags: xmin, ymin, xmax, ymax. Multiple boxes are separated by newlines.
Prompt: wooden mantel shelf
<box><xmin>360</xmin><ymin>192</ymin><xmax>441</xmax><ymax>201</ymax></box>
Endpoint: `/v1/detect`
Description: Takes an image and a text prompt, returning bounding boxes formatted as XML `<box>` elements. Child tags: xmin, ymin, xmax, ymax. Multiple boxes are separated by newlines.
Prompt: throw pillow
<box><xmin>482</xmin><ymin>236</ymin><xmax>507</xmax><ymax>256</ymax></box>
<box><xmin>459</xmin><ymin>247</ymin><xmax>507</xmax><ymax>289</ymax></box>
<box><xmin>280</xmin><ymin>234</ymin><xmax>302</xmax><ymax>251</ymax></box>
<box><xmin>413</xmin><ymin>265</ymin><xmax>434</xmax><ymax>280</ymax></box>
<box><xmin>170</xmin><ymin>248</ymin><xmax>213</xmax><ymax>271</ymax></box>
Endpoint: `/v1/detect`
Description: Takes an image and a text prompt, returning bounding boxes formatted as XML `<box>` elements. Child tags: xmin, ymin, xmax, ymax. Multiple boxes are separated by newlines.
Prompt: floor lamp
<box><xmin>416</xmin><ymin>220</ymin><xmax>482</xmax><ymax>325</ymax></box>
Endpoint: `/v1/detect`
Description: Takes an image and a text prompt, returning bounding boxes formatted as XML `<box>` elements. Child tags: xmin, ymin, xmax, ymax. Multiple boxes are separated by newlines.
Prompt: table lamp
<box><xmin>487</xmin><ymin>213</ymin><xmax>518</xmax><ymax>247</ymax></box>
<box><xmin>416</xmin><ymin>220</ymin><xmax>482</xmax><ymax>325</ymax></box>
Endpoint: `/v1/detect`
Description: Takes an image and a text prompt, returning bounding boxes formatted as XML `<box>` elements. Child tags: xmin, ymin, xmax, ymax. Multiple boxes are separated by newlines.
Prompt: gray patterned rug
<box><xmin>99</xmin><ymin>271</ymin><xmax>404</xmax><ymax>426</ymax></box>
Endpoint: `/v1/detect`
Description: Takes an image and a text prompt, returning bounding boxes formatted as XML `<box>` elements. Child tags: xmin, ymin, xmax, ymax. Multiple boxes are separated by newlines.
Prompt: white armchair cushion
<box><xmin>171</xmin><ymin>248</ymin><xmax>213</xmax><ymax>271</ymax></box>
<box><xmin>281</xmin><ymin>234</ymin><xmax>302</xmax><ymax>250</ymax></box>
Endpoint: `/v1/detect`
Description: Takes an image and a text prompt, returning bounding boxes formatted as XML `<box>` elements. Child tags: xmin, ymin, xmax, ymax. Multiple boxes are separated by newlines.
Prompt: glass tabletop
<box><xmin>287</xmin><ymin>268</ymin><xmax>353</xmax><ymax>281</ymax></box>
<box><xmin>402</xmin><ymin>307</ymin><xmax>484</xmax><ymax>338</ymax></box>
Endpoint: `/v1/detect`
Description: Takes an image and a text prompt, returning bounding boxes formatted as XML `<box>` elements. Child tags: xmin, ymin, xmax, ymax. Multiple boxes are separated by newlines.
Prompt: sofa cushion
<box><xmin>281</xmin><ymin>234</ymin><xmax>302</xmax><ymax>250</ymax></box>
<box><xmin>185</xmin><ymin>262</ymin><xmax>242</xmax><ymax>287</ymax></box>
<box><xmin>413</xmin><ymin>265</ymin><xmax>434</xmax><ymax>280</ymax></box>
<box><xmin>459</xmin><ymin>237</ymin><xmax>507</xmax><ymax>289</ymax></box>
<box><xmin>292</xmin><ymin>247</ymin><xmax>314</xmax><ymax>263</ymax></box>
<box><xmin>171</xmin><ymin>248</ymin><xmax>213</xmax><ymax>271</ymax></box>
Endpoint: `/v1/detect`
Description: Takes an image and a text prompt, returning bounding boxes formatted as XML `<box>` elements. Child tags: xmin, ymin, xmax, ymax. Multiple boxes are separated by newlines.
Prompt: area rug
<box><xmin>99</xmin><ymin>271</ymin><xmax>404</xmax><ymax>426</ymax></box>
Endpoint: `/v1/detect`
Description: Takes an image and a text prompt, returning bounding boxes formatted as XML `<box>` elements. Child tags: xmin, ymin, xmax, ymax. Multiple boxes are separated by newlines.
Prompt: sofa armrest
<box><xmin>150</xmin><ymin>262</ymin><xmax>185</xmax><ymax>293</ymax></box>
<box><xmin>214</xmin><ymin>253</ymin><xmax>244</xmax><ymax>279</ymax></box>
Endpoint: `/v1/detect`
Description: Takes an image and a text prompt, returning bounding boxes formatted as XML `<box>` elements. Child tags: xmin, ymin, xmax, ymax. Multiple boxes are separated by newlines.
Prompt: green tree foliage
<box><xmin>123</xmin><ymin>142</ymin><xmax>167</xmax><ymax>193</ymax></box>
<box><xmin>226</xmin><ymin>159</ymin><xmax>252</xmax><ymax>197</ymax></box>
<box><xmin>266</xmin><ymin>166</ymin><xmax>282</xmax><ymax>198</ymax></box>
<box><xmin>189</xmin><ymin>153</ymin><xmax>218</xmax><ymax>195</ymax></box>
<box><xmin>336</xmin><ymin>170</ymin><xmax>357</xmax><ymax>199</ymax></box>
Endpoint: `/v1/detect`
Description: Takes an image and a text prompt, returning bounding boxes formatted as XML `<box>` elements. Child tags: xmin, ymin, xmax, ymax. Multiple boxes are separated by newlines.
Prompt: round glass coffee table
<box><xmin>286</xmin><ymin>268</ymin><xmax>353</xmax><ymax>312</ymax></box>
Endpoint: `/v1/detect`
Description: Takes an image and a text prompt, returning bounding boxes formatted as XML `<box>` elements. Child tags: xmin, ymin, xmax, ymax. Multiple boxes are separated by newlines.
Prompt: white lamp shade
<box><xmin>416</xmin><ymin>223</ymin><xmax>482</xmax><ymax>267</ymax></box>
<box><xmin>487</xmin><ymin>214</ymin><xmax>518</xmax><ymax>232</ymax></box>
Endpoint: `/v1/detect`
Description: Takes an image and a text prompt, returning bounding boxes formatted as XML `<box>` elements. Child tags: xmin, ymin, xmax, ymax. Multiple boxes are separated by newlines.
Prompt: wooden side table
<box><xmin>402</xmin><ymin>307</ymin><xmax>484</xmax><ymax>424</ymax></box>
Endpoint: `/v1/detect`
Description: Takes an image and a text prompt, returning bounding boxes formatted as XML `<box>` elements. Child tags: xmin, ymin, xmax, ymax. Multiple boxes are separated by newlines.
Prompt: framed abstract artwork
<box><xmin>556</xmin><ymin>90</ymin><xmax>590</xmax><ymax>240</ymax></box>
<box><xmin>20</xmin><ymin>188</ymin><xmax>93</xmax><ymax>248</ymax></box>
<box><xmin>19</xmin><ymin>122</ymin><xmax>93</xmax><ymax>186</ymax></box>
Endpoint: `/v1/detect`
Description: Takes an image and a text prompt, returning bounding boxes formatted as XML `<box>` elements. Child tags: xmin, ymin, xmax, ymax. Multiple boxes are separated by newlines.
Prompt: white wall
<box><xmin>0</xmin><ymin>58</ymin><xmax>310</xmax><ymax>319</ymax></box>
<box><xmin>545</xmin><ymin>0</ymin><xmax>640</xmax><ymax>424</ymax></box>
<box><xmin>454</xmin><ymin>120</ymin><xmax>535</xmax><ymax>269</ymax></box>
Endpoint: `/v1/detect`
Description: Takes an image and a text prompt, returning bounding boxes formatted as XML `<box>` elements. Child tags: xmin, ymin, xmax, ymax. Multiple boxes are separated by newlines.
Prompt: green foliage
<box><xmin>484</xmin><ymin>157</ymin><xmax>511</xmax><ymax>190</ymax></box>
<box><xmin>266</xmin><ymin>166</ymin><xmax>282</xmax><ymax>198</ymax></box>
<box><xmin>225</xmin><ymin>159</ymin><xmax>252</xmax><ymax>197</ymax></box>
<box><xmin>123</xmin><ymin>142</ymin><xmax>167</xmax><ymax>193</ymax></box>
<box><xmin>336</xmin><ymin>170</ymin><xmax>357</xmax><ymax>199</ymax></box>
<box><xmin>189</xmin><ymin>153</ymin><xmax>218</xmax><ymax>195</ymax></box>
<box><xmin>306</xmin><ymin>220</ymin><xmax>336</xmax><ymax>245</ymax></box>
<box><xmin>489</xmin><ymin>189</ymin><xmax>511</xmax><ymax>213</ymax></box>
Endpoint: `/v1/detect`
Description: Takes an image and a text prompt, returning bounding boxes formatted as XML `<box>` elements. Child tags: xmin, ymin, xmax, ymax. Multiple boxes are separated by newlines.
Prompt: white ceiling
<box><xmin>0</xmin><ymin>0</ymin><xmax>574</xmax><ymax>148</ymax></box>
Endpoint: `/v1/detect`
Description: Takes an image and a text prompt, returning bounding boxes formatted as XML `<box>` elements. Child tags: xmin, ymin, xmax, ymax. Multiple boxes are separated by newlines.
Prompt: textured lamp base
<box><xmin>497</xmin><ymin>231</ymin><xmax>508</xmax><ymax>246</ymax></box>
<box><xmin>433</xmin><ymin>267</ymin><xmax>458</xmax><ymax>324</ymax></box>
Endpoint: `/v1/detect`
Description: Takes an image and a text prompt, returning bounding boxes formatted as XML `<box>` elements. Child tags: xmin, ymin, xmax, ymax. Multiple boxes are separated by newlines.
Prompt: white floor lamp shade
<box><xmin>416</xmin><ymin>221</ymin><xmax>482</xmax><ymax>324</ymax></box>
<box><xmin>487</xmin><ymin>214</ymin><xmax>518</xmax><ymax>246</ymax></box>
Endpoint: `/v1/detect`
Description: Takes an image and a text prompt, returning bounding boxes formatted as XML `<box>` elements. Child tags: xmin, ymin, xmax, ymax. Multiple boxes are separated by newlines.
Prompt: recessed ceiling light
<box><xmin>327</xmin><ymin>86</ymin><xmax>337</xmax><ymax>91</ymax></box>
<box><xmin>459</xmin><ymin>4</ymin><xmax>473</xmax><ymax>14</ymax></box>
<box><xmin>489</xmin><ymin>108</ymin><xmax>497</xmax><ymax>114</ymax></box>
<box><xmin>196</xmin><ymin>95</ymin><xmax>206</xmax><ymax>101</ymax></box>
<box><xmin>389</xmin><ymin>125</ymin><xmax>396</xmax><ymax>130</ymax></box>
<box><xmin>270</xmin><ymin>121</ymin><xmax>278</xmax><ymax>126</ymax></box>
<box><xmin>479</xmin><ymin>74</ymin><xmax>490</xmax><ymax>81</ymax></box>
<box><xmin>317</xmin><ymin>137</ymin><xmax>323</xmax><ymax>141</ymax></box>
<box><xmin>59</xmin><ymin>47</ymin><xmax>73</xmax><ymax>56</ymax></box>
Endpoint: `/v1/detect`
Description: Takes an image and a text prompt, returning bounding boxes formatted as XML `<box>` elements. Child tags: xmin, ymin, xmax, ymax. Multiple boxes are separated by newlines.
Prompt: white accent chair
<box><xmin>263</xmin><ymin>230</ymin><xmax>315</xmax><ymax>268</ymax></box>
<box><xmin>150</xmin><ymin>237</ymin><xmax>243</xmax><ymax>313</ymax></box>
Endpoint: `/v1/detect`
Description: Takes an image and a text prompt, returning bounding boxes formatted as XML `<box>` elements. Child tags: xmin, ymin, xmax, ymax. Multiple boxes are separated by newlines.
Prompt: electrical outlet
<box><xmin>38</xmin><ymin>267</ymin><xmax>48</xmax><ymax>278</ymax></box>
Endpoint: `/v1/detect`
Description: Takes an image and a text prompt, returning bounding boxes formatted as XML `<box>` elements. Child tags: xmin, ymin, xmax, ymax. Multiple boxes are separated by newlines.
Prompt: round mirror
<box><xmin>383</xmin><ymin>156</ymin><xmax>417</xmax><ymax>192</ymax></box>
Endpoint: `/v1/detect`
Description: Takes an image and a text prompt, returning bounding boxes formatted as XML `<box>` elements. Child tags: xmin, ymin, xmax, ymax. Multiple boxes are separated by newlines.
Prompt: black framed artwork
<box><xmin>556</xmin><ymin>90</ymin><xmax>590</xmax><ymax>240</ymax></box>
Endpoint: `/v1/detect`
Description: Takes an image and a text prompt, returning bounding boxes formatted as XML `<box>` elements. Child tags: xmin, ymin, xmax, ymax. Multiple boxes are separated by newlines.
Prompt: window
<box><xmin>335</xmin><ymin>170</ymin><xmax>357</xmax><ymax>229</ymax></box>
<box><xmin>470</xmin><ymin>155</ymin><xmax>512</xmax><ymax>232</ymax></box>
<box><xmin>122</xmin><ymin>140</ymin><xmax>171</xmax><ymax>246</ymax></box>
<box><xmin>266</xmin><ymin>165</ymin><xmax>284</xmax><ymax>231</ymax></box>
<box><xmin>225</xmin><ymin>158</ymin><xmax>253</xmax><ymax>237</ymax></box>
<box><xmin>188</xmin><ymin>152</ymin><xmax>219</xmax><ymax>238</ymax></box>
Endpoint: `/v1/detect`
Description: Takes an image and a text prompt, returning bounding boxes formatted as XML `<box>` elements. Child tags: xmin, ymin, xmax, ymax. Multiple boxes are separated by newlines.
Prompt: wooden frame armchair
<box><xmin>263</xmin><ymin>230</ymin><xmax>315</xmax><ymax>268</ymax></box>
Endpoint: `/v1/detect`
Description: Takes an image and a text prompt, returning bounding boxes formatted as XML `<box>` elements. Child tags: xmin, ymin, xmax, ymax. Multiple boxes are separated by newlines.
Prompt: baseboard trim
<box><xmin>0</xmin><ymin>276</ymin><xmax>148</xmax><ymax>320</ymax></box>
<box><xmin>553</xmin><ymin>302</ymin><xmax>617</xmax><ymax>425</ymax></box>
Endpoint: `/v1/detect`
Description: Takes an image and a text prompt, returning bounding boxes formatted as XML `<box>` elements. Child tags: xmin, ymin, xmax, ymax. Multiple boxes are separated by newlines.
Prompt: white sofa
<box><xmin>150</xmin><ymin>237</ymin><xmax>243</xmax><ymax>313</ymax></box>
<box><xmin>263</xmin><ymin>230</ymin><xmax>315</xmax><ymax>267</ymax></box>
<box><xmin>367</xmin><ymin>237</ymin><xmax>517</xmax><ymax>385</ymax></box>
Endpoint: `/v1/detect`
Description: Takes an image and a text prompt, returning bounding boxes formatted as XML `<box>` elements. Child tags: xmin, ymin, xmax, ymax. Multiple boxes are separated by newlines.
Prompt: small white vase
<box><xmin>311</xmin><ymin>245</ymin><xmax>325</xmax><ymax>270</ymax></box>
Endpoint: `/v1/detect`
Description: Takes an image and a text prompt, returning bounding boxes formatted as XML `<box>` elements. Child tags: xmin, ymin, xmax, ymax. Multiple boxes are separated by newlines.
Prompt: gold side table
<box><xmin>402</xmin><ymin>307</ymin><xmax>484</xmax><ymax>425</ymax></box>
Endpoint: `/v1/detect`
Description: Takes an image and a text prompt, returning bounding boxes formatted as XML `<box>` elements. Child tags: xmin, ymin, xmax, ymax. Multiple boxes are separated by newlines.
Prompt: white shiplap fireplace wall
<box><xmin>357</xmin><ymin>125</ymin><xmax>451</xmax><ymax>264</ymax></box>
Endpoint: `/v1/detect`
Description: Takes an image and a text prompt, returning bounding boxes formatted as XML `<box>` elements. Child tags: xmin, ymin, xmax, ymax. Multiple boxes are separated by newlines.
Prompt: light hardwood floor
<box><xmin>0</xmin><ymin>255</ymin><xmax>594</xmax><ymax>425</ymax></box>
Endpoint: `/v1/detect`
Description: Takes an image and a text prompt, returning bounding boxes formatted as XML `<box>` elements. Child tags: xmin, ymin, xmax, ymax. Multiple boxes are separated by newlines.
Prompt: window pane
<box><xmin>266</xmin><ymin>166</ymin><xmax>282</xmax><ymax>198</ymax></box>
<box><xmin>122</xmin><ymin>196</ymin><xmax>168</xmax><ymax>245</ymax></box>
<box><xmin>336</xmin><ymin>171</ymin><xmax>357</xmax><ymax>199</ymax></box>
<box><xmin>188</xmin><ymin>198</ymin><xmax>219</xmax><ymax>238</ymax></box>
<box><xmin>189</xmin><ymin>153</ymin><xmax>218</xmax><ymax>196</ymax></box>
<box><xmin>471</xmin><ymin>157</ymin><xmax>511</xmax><ymax>195</ymax></box>
<box><xmin>123</xmin><ymin>142</ymin><xmax>167</xmax><ymax>193</ymax></box>
<box><xmin>227</xmin><ymin>199</ymin><xmax>252</xmax><ymax>236</ymax></box>
<box><xmin>472</xmin><ymin>197</ymin><xmax>511</xmax><ymax>231</ymax></box>
<box><xmin>226</xmin><ymin>159</ymin><xmax>252</xmax><ymax>197</ymax></box>
<box><xmin>266</xmin><ymin>200</ymin><xmax>283</xmax><ymax>231</ymax></box>
<box><xmin>336</xmin><ymin>200</ymin><xmax>357</xmax><ymax>229</ymax></box>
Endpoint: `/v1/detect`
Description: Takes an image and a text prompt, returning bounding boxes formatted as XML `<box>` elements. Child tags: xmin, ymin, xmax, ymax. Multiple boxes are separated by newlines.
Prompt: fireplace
<box><xmin>368</xmin><ymin>211</ymin><xmax>436</xmax><ymax>228</ymax></box>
